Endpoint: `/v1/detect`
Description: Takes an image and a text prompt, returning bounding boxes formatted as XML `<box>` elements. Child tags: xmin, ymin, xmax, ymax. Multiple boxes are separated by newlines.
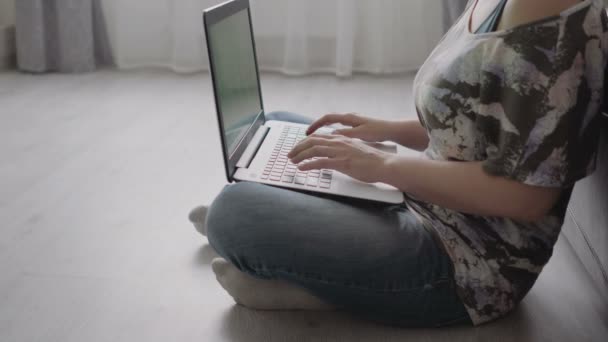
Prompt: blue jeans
<box><xmin>206</xmin><ymin>112</ymin><xmax>471</xmax><ymax>328</ymax></box>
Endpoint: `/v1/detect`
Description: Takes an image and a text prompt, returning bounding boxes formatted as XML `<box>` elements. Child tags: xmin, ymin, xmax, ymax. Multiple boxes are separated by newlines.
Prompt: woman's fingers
<box><xmin>334</xmin><ymin>127</ymin><xmax>361</xmax><ymax>138</ymax></box>
<box><xmin>306</xmin><ymin>114</ymin><xmax>341</xmax><ymax>135</ymax></box>
<box><xmin>287</xmin><ymin>135</ymin><xmax>336</xmax><ymax>159</ymax></box>
<box><xmin>307</xmin><ymin>133</ymin><xmax>336</xmax><ymax>140</ymax></box>
<box><xmin>289</xmin><ymin>146</ymin><xmax>339</xmax><ymax>164</ymax></box>
<box><xmin>298</xmin><ymin>158</ymin><xmax>343</xmax><ymax>172</ymax></box>
<box><xmin>306</xmin><ymin>113</ymin><xmax>363</xmax><ymax>135</ymax></box>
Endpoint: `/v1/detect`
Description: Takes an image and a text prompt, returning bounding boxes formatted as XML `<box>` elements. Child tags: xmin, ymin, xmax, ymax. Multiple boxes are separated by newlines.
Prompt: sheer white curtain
<box><xmin>99</xmin><ymin>0</ymin><xmax>444</xmax><ymax>76</ymax></box>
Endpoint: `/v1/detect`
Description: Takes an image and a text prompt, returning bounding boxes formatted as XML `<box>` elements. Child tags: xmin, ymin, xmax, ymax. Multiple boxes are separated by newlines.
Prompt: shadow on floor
<box><xmin>218</xmin><ymin>302</ymin><xmax>536</xmax><ymax>342</ymax></box>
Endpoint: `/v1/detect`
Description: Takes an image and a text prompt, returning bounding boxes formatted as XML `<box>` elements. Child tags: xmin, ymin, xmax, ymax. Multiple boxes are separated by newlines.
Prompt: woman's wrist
<box><xmin>379</xmin><ymin>120</ymin><xmax>408</xmax><ymax>142</ymax></box>
<box><xmin>377</xmin><ymin>154</ymin><xmax>411</xmax><ymax>190</ymax></box>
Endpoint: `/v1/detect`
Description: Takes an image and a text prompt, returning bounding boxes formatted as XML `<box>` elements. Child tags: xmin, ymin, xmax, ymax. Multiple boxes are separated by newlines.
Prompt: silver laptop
<box><xmin>203</xmin><ymin>0</ymin><xmax>404</xmax><ymax>204</ymax></box>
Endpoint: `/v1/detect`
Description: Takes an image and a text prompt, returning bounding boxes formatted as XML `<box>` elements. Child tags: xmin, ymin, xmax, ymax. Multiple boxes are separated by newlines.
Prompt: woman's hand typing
<box><xmin>287</xmin><ymin>134</ymin><xmax>390</xmax><ymax>183</ymax></box>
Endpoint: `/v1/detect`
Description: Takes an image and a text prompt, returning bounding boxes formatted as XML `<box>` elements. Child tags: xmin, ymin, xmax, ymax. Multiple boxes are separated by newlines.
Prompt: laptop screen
<box><xmin>207</xmin><ymin>8</ymin><xmax>263</xmax><ymax>156</ymax></box>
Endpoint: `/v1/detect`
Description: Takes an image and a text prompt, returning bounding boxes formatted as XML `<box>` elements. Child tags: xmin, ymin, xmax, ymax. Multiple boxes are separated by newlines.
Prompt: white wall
<box><xmin>0</xmin><ymin>0</ymin><xmax>15</xmax><ymax>27</ymax></box>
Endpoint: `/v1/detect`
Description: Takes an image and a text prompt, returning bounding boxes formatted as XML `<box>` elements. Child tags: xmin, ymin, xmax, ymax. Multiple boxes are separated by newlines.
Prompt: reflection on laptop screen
<box><xmin>208</xmin><ymin>9</ymin><xmax>262</xmax><ymax>156</ymax></box>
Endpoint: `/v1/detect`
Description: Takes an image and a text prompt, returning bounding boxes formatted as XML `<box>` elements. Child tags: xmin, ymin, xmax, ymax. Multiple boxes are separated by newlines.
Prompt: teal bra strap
<box><xmin>475</xmin><ymin>0</ymin><xmax>508</xmax><ymax>34</ymax></box>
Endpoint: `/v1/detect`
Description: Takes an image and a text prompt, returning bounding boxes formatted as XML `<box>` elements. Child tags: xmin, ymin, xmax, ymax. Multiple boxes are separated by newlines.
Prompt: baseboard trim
<box><xmin>562</xmin><ymin>209</ymin><xmax>608</xmax><ymax>302</ymax></box>
<box><xmin>0</xmin><ymin>25</ymin><xmax>16</xmax><ymax>70</ymax></box>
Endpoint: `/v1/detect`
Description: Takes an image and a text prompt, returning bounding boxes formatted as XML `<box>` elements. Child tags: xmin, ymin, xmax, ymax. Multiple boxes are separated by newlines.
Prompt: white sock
<box><xmin>188</xmin><ymin>205</ymin><xmax>209</xmax><ymax>236</ymax></box>
<box><xmin>211</xmin><ymin>258</ymin><xmax>335</xmax><ymax>311</ymax></box>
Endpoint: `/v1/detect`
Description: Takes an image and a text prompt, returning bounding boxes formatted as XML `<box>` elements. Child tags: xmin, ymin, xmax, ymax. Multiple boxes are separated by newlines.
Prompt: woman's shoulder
<box><xmin>498</xmin><ymin>0</ymin><xmax>597</xmax><ymax>32</ymax></box>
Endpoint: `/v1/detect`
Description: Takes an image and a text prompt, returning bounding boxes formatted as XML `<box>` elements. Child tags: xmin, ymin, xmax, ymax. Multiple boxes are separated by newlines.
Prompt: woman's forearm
<box><xmin>378</xmin><ymin>156</ymin><xmax>561</xmax><ymax>221</ymax></box>
<box><xmin>387</xmin><ymin>120</ymin><xmax>430</xmax><ymax>152</ymax></box>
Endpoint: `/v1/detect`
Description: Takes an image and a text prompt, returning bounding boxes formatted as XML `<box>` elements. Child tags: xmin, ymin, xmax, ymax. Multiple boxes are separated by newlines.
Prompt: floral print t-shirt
<box><xmin>408</xmin><ymin>0</ymin><xmax>608</xmax><ymax>325</ymax></box>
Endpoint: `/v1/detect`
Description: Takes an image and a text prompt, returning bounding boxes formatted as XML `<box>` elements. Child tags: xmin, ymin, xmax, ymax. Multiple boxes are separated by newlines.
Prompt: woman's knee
<box><xmin>206</xmin><ymin>182</ymin><xmax>304</xmax><ymax>275</ymax></box>
<box><xmin>207</xmin><ymin>183</ymin><xmax>256</xmax><ymax>238</ymax></box>
<box><xmin>206</xmin><ymin>182</ymin><xmax>281</xmax><ymax>256</ymax></box>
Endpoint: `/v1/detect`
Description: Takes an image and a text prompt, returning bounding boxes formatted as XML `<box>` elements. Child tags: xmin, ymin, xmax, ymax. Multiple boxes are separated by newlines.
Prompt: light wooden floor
<box><xmin>0</xmin><ymin>70</ymin><xmax>606</xmax><ymax>342</ymax></box>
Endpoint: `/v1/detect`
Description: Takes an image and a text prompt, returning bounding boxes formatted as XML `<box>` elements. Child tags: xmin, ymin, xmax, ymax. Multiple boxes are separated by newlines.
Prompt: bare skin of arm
<box><xmin>289</xmin><ymin>134</ymin><xmax>561</xmax><ymax>222</ymax></box>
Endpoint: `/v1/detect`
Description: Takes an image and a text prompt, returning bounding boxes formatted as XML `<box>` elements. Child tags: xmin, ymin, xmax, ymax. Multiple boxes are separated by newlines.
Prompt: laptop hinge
<box><xmin>236</xmin><ymin>125</ymin><xmax>270</xmax><ymax>169</ymax></box>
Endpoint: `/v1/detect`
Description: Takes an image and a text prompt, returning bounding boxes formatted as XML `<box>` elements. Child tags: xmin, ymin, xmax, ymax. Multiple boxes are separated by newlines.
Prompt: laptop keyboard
<box><xmin>261</xmin><ymin>126</ymin><xmax>333</xmax><ymax>189</ymax></box>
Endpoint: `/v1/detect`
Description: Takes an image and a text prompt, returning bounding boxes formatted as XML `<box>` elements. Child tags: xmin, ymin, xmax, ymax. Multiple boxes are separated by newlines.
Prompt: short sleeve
<box><xmin>481</xmin><ymin>8</ymin><xmax>607</xmax><ymax>188</ymax></box>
